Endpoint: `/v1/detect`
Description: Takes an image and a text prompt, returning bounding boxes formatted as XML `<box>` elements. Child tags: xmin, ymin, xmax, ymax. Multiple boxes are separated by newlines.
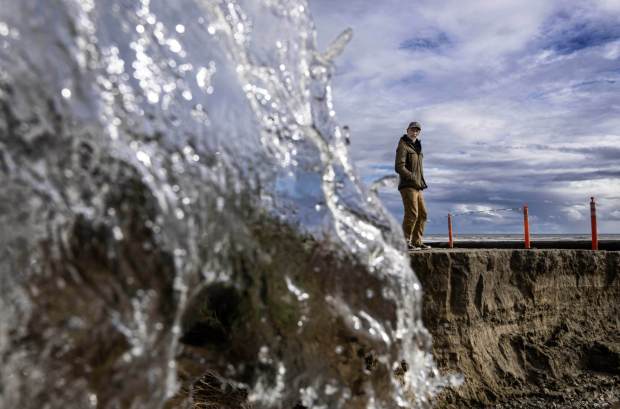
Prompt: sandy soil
<box><xmin>411</xmin><ymin>248</ymin><xmax>620</xmax><ymax>408</ymax></box>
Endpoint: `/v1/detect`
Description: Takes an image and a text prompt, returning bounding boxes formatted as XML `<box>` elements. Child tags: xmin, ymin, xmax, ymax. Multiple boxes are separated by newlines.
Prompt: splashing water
<box><xmin>0</xmin><ymin>1</ymin><xmax>459</xmax><ymax>408</ymax></box>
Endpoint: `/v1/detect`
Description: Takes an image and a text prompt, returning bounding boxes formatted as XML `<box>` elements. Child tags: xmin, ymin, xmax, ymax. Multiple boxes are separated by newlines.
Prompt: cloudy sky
<box><xmin>309</xmin><ymin>0</ymin><xmax>620</xmax><ymax>235</ymax></box>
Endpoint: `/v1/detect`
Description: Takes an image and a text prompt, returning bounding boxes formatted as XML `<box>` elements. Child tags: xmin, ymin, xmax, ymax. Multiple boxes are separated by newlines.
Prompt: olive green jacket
<box><xmin>395</xmin><ymin>135</ymin><xmax>428</xmax><ymax>191</ymax></box>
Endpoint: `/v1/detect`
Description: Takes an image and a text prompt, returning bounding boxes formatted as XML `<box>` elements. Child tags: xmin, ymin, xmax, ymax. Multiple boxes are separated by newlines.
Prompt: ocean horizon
<box><xmin>425</xmin><ymin>233</ymin><xmax>620</xmax><ymax>242</ymax></box>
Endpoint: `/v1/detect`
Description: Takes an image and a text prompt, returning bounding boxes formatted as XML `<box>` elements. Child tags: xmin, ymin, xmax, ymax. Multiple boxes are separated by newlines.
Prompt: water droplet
<box><xmin>258</xmin><ymin>346</ymin><xmax>269</xmax><ymax>362</ymax></box>
<box><xmin>168</xmin><ymin>39</ymin><xmax>182</xmax><ymax>53</ymax></box>
<box><xmin>175</xmin><ymin>24</ymin><xmax>185</xmax><ymax>33</ymax></box>
<box><xmin>136</xmin><ymin>24</ymin><xmax>145</xmax><ymax>34</ymax></box>
<box><xmin>352</xmin><ymin>315</ymin><xmax>362</xmax><ymax>330</ymax></box>
<box><xmin>136</xmin><ymin>150</ymin><xmax>151</xmax><ymax>167</ymax></box>
<box><xmin>0</xmin><ymin>22</ymin><xmax>9</xmax><ymax>37</ymax></box>
<box><xmin>113</xmin><ymin>226</ymin><xmax>124</xmax><ymax>241</ymax></box>
<box><xmin>61</xmin><ymin>88</ymin><xmax>71</xmax><ymax>99</ymax></box>
<box><xmin>146</xmin><ymin>91</ymin><xmax>159</xmax><ymax>104</ymax></box>
<box><xmin>196</xmin><ymin>67</ymin><xmax>208</xmax><ymax>87</ymax></box>
<box><xmin>325</xmin><ymin>384</ymin><xmax>337</xmax><ymax>396</ymax></box>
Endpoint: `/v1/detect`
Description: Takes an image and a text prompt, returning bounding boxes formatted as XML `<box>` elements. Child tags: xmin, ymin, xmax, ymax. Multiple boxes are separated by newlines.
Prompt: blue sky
<box><xmin>309</xmin><ymin>0</ymin><xmax>620</xmax><ymax>235</ymax></box>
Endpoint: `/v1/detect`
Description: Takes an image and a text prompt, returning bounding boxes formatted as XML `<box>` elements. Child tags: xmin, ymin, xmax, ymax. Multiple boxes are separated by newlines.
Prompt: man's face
<box><xmin>407</xmin><ymin>127</ymin><xmax>421</xmax><ymax>139</ymax></box>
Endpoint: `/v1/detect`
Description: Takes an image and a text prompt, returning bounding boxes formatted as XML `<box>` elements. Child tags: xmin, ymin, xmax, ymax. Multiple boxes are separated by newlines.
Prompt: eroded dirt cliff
<box><xmin>412</xmin><ymin>249</ymin><xmax>620</xmax><ymax>408</ymax></box>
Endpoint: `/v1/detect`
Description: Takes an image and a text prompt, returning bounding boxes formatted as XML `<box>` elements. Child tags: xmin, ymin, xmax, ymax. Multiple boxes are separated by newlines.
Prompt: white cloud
<box><xmin>602</xmin><ymin>40</ymin><xmax>620</xmax><ymax>59</ymax></box>
<box><xmin>310</xmin><ymin>0</ymin><xmax>620</xmax><ymax>233</ymax></box>
<box><xmin>551</xmin><ymin>179</ymin><xmax>620</xmax><ymax>197</ymax></box>
<box><xmin>563</xmin><ymin>205</ymin><xmax>586</xmax><ymax>221</ymax></box>
<box><xmin>419</xmin><ymin>102</ymin><xmax>508</xmax><ymax>142</ymax></box>
<box><xmin>597</xmin><ymin>0</ymin><xmax>620</xmax><ymax>13</ymax></box>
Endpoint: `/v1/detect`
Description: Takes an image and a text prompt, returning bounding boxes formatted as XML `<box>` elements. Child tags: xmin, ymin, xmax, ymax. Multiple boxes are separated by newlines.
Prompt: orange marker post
<box><xmin>448</xmin><ymin>213</ymin><xmax>454</xmax><ymax>249</ymax></box>
<box><xmin>523</xmin><ymin>204</ymin><xmax>531</xmax><ymax>249</ymax></box>
<box><xmin>590</xmin><ymin>197</ymin><xmax>598</xmax><ymax>251</ymax></box>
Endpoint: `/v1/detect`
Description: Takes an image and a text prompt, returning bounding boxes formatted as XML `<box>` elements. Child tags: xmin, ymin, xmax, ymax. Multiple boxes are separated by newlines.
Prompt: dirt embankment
<box><xmin>411</xmin><ymin>249</ymin><xmax>620</xmax><ymax>408</ymax></box>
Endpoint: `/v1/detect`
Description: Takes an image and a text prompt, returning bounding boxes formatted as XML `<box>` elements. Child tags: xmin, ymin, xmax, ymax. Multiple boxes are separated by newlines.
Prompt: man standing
<box><xmin>395</xmin><ymin>121</ymin><xmax>430</xmax><ymax>251</ymax></box>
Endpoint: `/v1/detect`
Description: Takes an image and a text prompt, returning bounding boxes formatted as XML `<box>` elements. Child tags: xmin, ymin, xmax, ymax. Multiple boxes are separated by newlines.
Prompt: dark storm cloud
<box><xmin>399</xmin><ymin>32</ymin><xmax>451</xmax><ymax>51</ymax></box>
<box><xmin>541</xmin><ymin>10</ymin><xmax>620</xmax><ymax>55</ymax></box>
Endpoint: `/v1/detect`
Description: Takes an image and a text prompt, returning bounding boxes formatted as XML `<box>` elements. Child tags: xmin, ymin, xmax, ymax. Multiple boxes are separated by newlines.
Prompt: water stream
<box><xmin>0</xmin><ymin>1</ymin><xmax>457</xmax><ymax>407</ymax></box>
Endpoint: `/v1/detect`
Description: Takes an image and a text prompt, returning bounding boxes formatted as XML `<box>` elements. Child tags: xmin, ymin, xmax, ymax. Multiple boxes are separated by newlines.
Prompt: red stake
<box><xmin>448</xmin><ymin>213</ymin><xmax>454</xmax><ymax>249</ymax></box>
<box><xmin>523</xmin><ymin>204</ymin><xmax>531</xmax><ymax>249</ymax></box>
<box><xmin>591</xmin><ymin>197</ymin><xmax>598</xmax><ymax>250</ymax></box>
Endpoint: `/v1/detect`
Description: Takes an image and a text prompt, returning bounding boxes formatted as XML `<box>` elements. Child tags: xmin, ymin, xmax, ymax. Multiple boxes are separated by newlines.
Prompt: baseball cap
<box><xmin>407</xmin><ymin>121</ymin><xmax>421</xmax><ymax>130</ymax></box>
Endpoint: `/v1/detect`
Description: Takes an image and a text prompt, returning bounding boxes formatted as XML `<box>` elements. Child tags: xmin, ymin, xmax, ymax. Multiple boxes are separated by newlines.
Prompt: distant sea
<box><xmin>425</xmin><ymin>234</ymin><xmax>620</xmax><ymax>242</ymax></box>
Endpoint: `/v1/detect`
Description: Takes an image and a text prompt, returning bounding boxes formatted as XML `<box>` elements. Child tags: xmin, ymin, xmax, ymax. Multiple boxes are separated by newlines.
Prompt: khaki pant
<box><xmin>399</xmin><ymin>188</ymin><xmax>427</xmax><ymax>245</ymax></box>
